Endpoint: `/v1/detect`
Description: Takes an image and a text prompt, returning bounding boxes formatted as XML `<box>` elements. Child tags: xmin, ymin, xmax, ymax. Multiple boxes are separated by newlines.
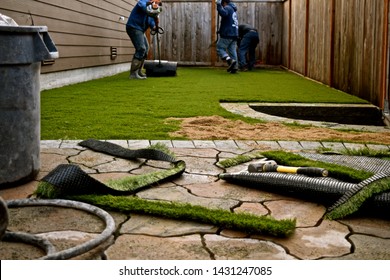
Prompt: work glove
<box><xmin>216</xmin><ymin>0</ymin><xmax>222</xmax><ymax>5</ymax></box>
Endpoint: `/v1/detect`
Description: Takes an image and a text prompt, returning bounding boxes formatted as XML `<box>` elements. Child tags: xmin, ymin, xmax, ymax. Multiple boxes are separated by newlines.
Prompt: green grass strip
<box><xmin>106</xmin><ymin>161</ymin><xmax>186</xmax><ymax>192</ymax></box>
<box><xmin>218</xmin><ymin>152</ymin><xmax>264</xmax><ymax>168</ymax></box>
<box><xmin>341</xmin><ymin>147</ymin><xmax>390</xmax><ymax>160</ymax></box>
<box><xmin>70</xmin><ymin>194</ymin><xmax>296</xmax><ymax>237</ymax></box>
<box><xmin>35</xmin><ymin>181</ymin><xmax>62</xmax><ymax>199</ymax></box>
<box><xmin>325</xmin><ymin>177</ymin><xmax>390</xmax><ymax>220</ymax></box>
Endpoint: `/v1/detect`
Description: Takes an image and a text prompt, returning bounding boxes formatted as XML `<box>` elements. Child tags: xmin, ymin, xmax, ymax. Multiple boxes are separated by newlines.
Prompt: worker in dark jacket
<box><xmin>238</xmin><ymin>24</ymin><xmax>259</xmax><ymax>71</ymax></box>
<box><xmin>216</xmin><ymin>0</ymin><xmax>239</xmax><ymax>73</ymax></box>
<box><xmin>126</xmin><ymin>0</ymin><xmax>162</xmax><ymax>79</ymax></box>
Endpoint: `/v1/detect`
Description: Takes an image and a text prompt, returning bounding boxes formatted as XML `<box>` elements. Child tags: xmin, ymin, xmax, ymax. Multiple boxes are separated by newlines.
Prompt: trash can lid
<box><xmin>0</xmin><ymin>25</ymin><xmax>48</xmax><ymax>33</ymax></box>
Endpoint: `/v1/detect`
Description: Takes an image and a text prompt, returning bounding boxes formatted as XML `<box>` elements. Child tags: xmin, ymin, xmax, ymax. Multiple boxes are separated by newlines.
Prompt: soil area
<box><xmin>168</xmin><ymin>116</ymin><xmax>390</xmax><ymax>145</ymax></box>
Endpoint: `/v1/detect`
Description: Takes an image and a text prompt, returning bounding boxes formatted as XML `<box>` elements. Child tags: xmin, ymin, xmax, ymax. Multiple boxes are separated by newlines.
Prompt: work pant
<box><xmin>216</xmin><ymin>37</ymin><xmax>238</xmax><ymax>62</ymax></box>
<box><xmin>126</xmin><ymin>27</ymin><xmax>149</xmax><ymax>60</ymax></box>
<box><xmin>238</xmin><ymin>31</ymin><xmax>259</xmax><ymax>69</ymax></box>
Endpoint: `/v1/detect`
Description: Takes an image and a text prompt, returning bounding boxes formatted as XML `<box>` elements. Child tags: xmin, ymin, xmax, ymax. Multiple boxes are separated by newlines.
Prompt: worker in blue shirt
<box><xmin>126</xmin><ymin>0</ymin><xmax>162</xmax><ymax>79</ymax></box>
<box><xmin>216</xmin><ymin>0</ymin><xmax>239</xmax><ymax>73</ymax></box>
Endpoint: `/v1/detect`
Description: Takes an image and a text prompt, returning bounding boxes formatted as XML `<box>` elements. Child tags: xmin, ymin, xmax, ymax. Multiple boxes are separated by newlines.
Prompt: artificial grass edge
<box><xmin>325</xmin><ymin>177</ymin><xmax>390</xmax><ymax>220</ymax></box>
<box><xmin>217</xmin><ymin>152</ymin><xmax>264</xmax><ymax>168</ymax></box>
<box><xmin>71</xmin><ymin>194</ymin><xmax>296</xmax><ymax>237</ymax></box>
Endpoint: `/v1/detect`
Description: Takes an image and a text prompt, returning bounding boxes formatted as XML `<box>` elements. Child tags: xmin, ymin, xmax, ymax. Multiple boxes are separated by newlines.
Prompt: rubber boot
<box><xmin>129</xmin><ymin>58</ymin><xmax>146</xmax><ymax>80</ymax></box>
<box><xmin>138</xmin><ymin>59</ymin><xmax>147</xmax><ymax>78</ymax></box>
<box><xmin>226</xmin><ymin>58</ymin><xmax>237</xmax><ymax>73</ymax></box>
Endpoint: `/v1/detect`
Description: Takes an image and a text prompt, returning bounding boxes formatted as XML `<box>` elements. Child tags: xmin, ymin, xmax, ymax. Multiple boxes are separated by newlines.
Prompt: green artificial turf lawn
<box><xmin>41</xmin><ymin>67</ymin><xmax>367</xmax><ymax>140</ymax></box>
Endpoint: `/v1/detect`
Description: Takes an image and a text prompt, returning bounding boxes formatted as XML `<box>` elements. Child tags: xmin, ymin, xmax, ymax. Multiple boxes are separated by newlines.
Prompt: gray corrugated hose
<box><xmin>219</xmin><ymin>171</ymin><xmax>390</xmax><ymax>212</ymax></box>
<box><xmin>219</xmin><ymin>153</ymin><xmax>390</xmax><ymax>216</ymax></box>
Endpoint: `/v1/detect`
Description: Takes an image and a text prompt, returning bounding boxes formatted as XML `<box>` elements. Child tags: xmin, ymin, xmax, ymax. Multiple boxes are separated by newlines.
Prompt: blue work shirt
<box><xmin>126</xmin><ymin>0</ymin><xmax>157</xmax><ymax>32</ymax></box>
<box><xmin>217</xmin><ymin>3</ymin><xmax>238</xmax><ymax>39</ymax></box>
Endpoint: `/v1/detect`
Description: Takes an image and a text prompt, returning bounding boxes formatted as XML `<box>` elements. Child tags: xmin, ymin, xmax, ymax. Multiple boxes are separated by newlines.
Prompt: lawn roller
<box><xmin>144</xmin><ymin>26</ymin><xmax>177</xmax><ymax>77</ymax></box>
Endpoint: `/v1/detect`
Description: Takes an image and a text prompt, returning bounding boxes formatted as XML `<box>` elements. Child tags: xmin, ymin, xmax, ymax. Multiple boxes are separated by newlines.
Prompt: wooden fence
<box><xmin>284</xmin><ymin>0</ymin><xmax>389</xmax><ymax>108</ymax></box>
<box><xmin>155</xmin><ymin>0</ymin><xmax>284</xmax><ymax>65</ymax></box>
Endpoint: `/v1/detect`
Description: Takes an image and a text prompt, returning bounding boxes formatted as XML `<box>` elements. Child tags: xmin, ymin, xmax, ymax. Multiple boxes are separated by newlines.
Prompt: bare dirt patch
<box><xmin>168</xmin><ymin>116</ymin><xmax>390</xmax><ymax>145</ymax></box>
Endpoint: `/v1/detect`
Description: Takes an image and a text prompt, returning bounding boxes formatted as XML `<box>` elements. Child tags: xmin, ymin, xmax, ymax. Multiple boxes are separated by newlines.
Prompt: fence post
<box><xmin>381</xmin><ymin>0</ymin><xmax>389</xmax><ymax>109</ymax></box>
<box><xmin>211</xmin><ymin>0</ymin><xmax>216</xmax><ymax>66</ymax></box>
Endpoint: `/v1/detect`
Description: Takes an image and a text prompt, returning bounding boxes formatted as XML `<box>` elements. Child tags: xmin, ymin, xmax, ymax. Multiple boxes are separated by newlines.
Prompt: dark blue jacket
<box><xmin>217</xmin><ymin>3</ymin><xmax>238</xmax><ymax>39</ymax></box>
<box><xmin>126</xmin><ymin>0</ymin><xmax>157</xmax><ymax>32</ymax></box>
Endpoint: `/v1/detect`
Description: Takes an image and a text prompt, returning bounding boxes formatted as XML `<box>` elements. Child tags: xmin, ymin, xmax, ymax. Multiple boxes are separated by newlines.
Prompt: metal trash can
<box><xmin>0</xmin><ymin>26</ymin><xmax>58</xmax><ymax>186</ymax></box>
<box><xmin>0</xmin><ymin>197</ymin><xmax>8</xmax><ymax>240</ymax></box>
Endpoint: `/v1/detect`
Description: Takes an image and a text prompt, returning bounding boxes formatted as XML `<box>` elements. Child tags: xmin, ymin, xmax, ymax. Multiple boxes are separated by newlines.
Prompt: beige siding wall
<box><xmin>0</xmin><ymin>0</ymin><xmax>134</xmax><ymax>73</ymax></box>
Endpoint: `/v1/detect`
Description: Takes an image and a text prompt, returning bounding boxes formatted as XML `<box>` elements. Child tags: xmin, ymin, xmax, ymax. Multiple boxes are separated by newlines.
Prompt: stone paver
<box><xmin>299</xmin><ymin>141</ymin><xmax>324</xmax><ymax>151</ymax></box>
<box><xmin>340</xmin><ymin>217</ymin><xmax>390</xmax><ymax>238</ymax></box>
<box><xmin>332</xmin><ymin>234</ymin><xmax>390</xmax><ymax>260</ymax></box>
<box><xmin>137</xmin><ymin>185</ymin><xmax>238</xmax><ymax>210</ymax></box>
<box><xmin>321</xmin><ymin>141</ymin><xmax>347</xmax><ymax>152</ymax></box>
<box><xmin>366</xmin><ymin>143</ymin><xmax>390</xmax><ymax>151</ymax></box>
<box><xmin>214</xmin><ymin>140</ymin><xmax>239</xmax><ymax>151</ymax></box>
<box><xmin>234</xmin><ymin>202</ymin><xmax>269</xmax><ymax>216</ymax></box>
<box><xmin>172</xmin><ymin>140</ymin><xmax>196</xmax><ymax>148</ymax></box>
<box><xmin>266</xmin><ymin>220</ymin><xmax>351</xmax><ymax>260</ymax></box>
<box><xmin>193</xmin><ymin>140</ymin><xmax>216</xmax><ymax>149</ymax></box>
<box><xmin>120</xmin><ymin>214</ymin><xmax>218</xmax><ymax>236</ymax></box>
<box><xmin>256</xmin><ymin>140</ymin><xmax>281</xmax><ymax>150</ymax></box>
<box><xmin>40</xmin><ymin>152</ymin><xmax>69</xmax><ymax>172</ymax></box>
<box><xmin>343</xmin><ymin>142</ymin><xmax>367</xmax><ymax>151</ymax></box>
<box><xmin>204</xmin><ymin>234</ymin><xmax>296</xmax><ymax>260</ymax></box>
<box><xmin>235</xmin><ymin>140</ymin><xmax>259</xmax><ymax>150</ymax></box>
<box><xmin>1</xmin><ymin>139</ymin><xmax>389</xmax><ymax>260</ymax></box>
<box><xmin>277</xmin><ymin>141</ymin><xmax>303</xmax><ymax>151</ymax></box>
<box><xmin>265</xmin><ymin>200</ymin><xmax>326</xmax><ymax>227</ymax></box>
<box><xmin>106</xmin><ymin>234</ymin><xmax>210</xmax><ymax>260</ymax></box>
<box><xmin>186</xmin><ymin>180</ymin><xmax>287</xmax><ymax>202</ymax></box>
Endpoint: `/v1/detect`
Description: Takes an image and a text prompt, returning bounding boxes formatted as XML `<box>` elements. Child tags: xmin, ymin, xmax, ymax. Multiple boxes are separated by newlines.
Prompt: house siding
<box><xmin>0</xmin><ymin>0</ymin><xmax>134</xmax><ymax>74</ymax></box>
